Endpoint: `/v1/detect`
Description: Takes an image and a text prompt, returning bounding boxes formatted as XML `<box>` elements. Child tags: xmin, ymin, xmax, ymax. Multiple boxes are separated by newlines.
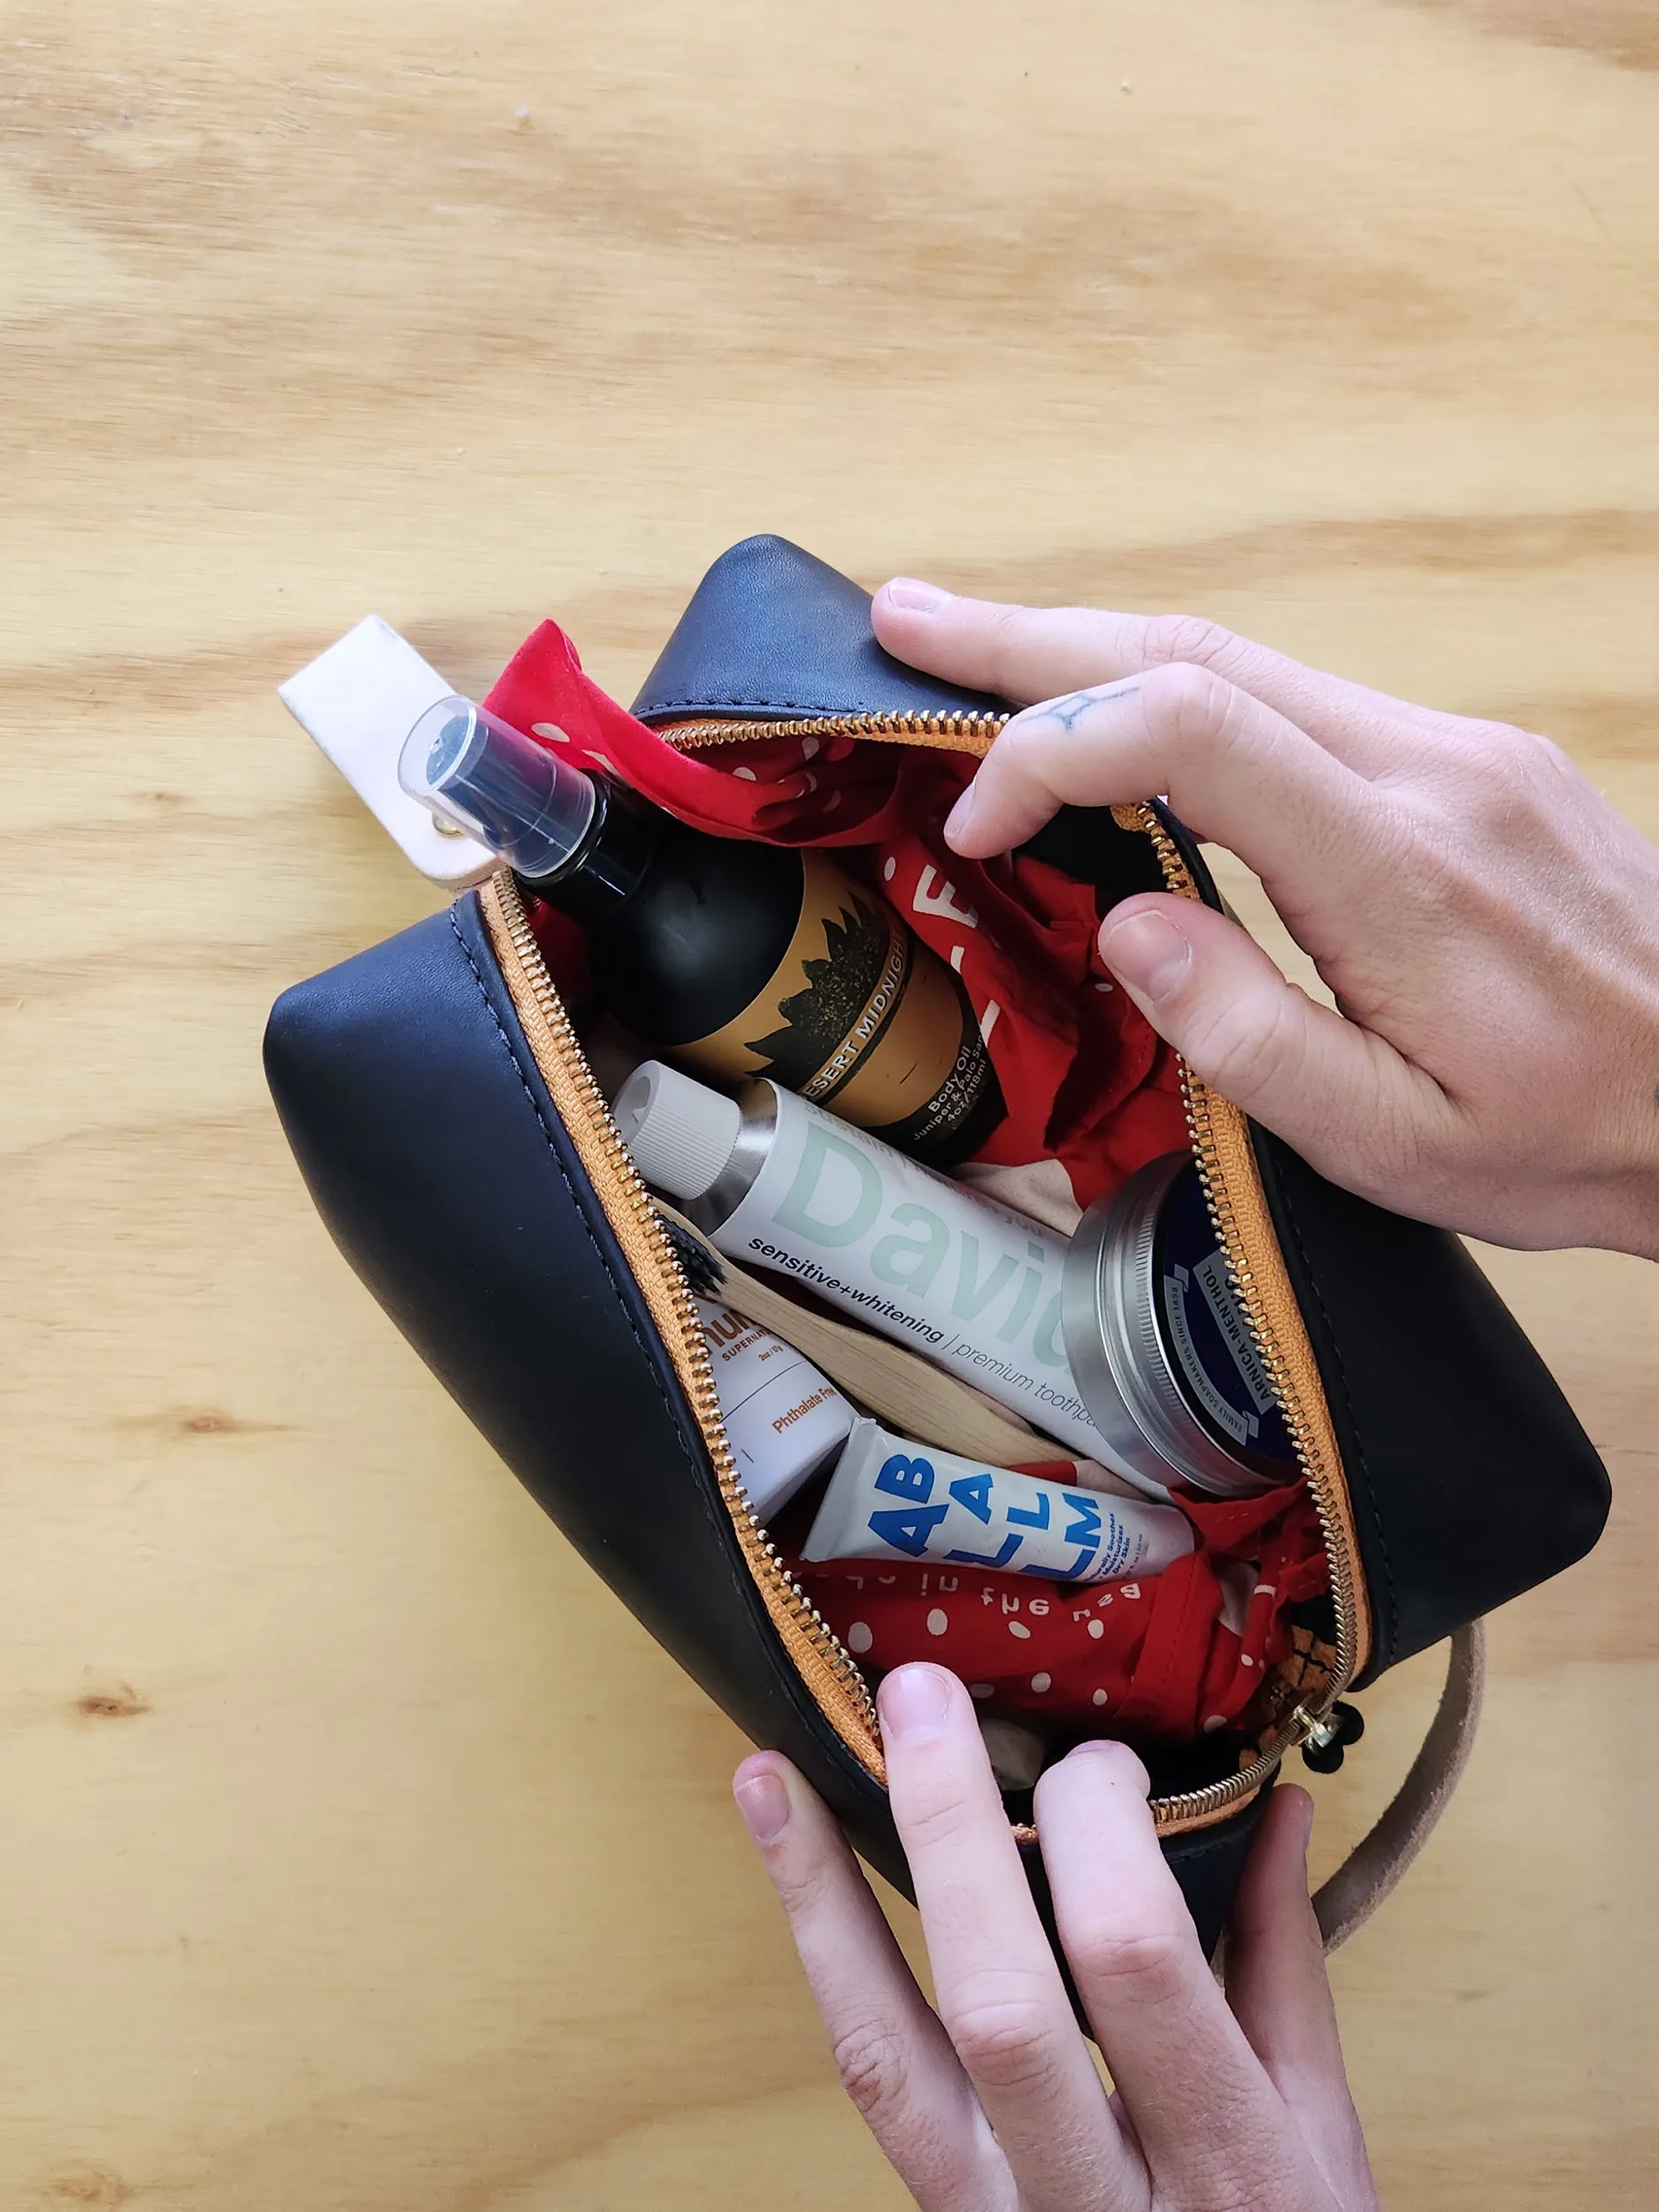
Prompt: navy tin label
<box><xmin>1154</xmin><ymin>1165</ymin><xmax>1296</xmax><ymax>1474</ymax></box>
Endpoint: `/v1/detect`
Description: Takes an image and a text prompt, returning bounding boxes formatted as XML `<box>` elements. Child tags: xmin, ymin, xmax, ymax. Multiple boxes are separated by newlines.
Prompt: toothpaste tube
<box><xmin>802</xmin><ymin>1417</ymin><xmax>1194</xmax><ymax>1585</ymax></box>
<box><xmin>613</xmin><ymin>1063</ymin><xmax>1152</xmax><ymax>1485</ymax></box>
<box><xmin>696</xmin><ymin>1294</ymin><xmax>855</xmax><ymax>1517</ymax></box>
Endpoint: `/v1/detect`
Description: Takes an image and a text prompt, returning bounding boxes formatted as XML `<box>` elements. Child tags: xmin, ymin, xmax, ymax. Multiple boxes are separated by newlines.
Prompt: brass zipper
<box><xmin>1126</xmin><ymin>800</ymin><xmax>1373</xmax><ymax>1715</ymax></box>
<box><xmin>659</xmin><ymin>709</ymin><xmax>1010</xmax><ymax>752</ymax></box>
<box><xmin>484</xmin><ymin>708</ymin><xmax>1369</xmax><ymax>1832</ymax></box>
<box><xmin>479</xmin><ymin>870</ymin><xmax>884</xmax><ymax>1780</ymax></box>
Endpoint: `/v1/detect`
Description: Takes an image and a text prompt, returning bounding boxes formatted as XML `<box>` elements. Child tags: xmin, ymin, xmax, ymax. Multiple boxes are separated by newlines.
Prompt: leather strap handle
<box><xmin>1312</xmin><ymin>1620</ymin><xmax>1487</xmax><ymax>1952</ymax></box>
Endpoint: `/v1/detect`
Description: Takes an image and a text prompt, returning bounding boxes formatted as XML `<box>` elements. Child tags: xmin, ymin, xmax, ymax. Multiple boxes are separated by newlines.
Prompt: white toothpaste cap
<box><xmin>613</xmin><ymin>1061</ymin><xmax>742</xmax><ymax>1202</ymax></box>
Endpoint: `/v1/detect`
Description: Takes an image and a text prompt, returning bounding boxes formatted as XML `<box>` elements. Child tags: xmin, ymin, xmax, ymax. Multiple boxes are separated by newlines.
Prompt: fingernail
<box><xmin>878</xmin><ymin>1663</ymin><xmax>954</xmax><ymax>1745</ymax></box>
<box><xmin>1065</xmin><ymin>1739</ymin><xmax>1150</xmax><ymax>1793</ymax></box>
<box><xmin>943</xmin><ymin>781</ymin><xmax>976</xmax><ymax>846</ymax></box>
<box><xmin>1099</xmin><ymin>909</ymin><xmax>1192</xmax><ymax>1002</ymax></box>
<box><xmin>734</xmin><ymin>1766</ymin><xmax>792</xmax><ymax>1844</ymax></box>
<box><xmin>884</xmin><ymin>577</ymin><xmax>949</xmax><ymax>613</ymax></box>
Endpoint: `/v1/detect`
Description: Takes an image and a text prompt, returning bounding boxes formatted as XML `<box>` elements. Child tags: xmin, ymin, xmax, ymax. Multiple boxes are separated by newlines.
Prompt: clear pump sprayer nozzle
<box><xmin>398</xmin><ymin>696</ymin><xmax>598</xmax><ymax>881</ymax></box>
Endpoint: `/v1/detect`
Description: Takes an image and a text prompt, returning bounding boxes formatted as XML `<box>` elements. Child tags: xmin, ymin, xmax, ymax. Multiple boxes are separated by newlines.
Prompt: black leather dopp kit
<box><xmin>265</xmin><ymin>536</ymin><xmax>1610</xmax><ymax>1960</ymax></box>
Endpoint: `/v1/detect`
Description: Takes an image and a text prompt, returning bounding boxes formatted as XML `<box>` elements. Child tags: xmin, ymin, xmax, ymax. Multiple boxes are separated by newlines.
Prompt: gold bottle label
<box><xmin>679</xmin><ymin>849</ymin><xmax>1000</xmax><ymax>1156</ymax></box>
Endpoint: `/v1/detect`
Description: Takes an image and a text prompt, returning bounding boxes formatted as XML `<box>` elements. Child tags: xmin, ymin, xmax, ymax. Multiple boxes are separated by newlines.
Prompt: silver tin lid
<box><xmin>1061</xmin><ymin>1153</ymin><xmax>1281</xmax><ymax>1500</ymax></box>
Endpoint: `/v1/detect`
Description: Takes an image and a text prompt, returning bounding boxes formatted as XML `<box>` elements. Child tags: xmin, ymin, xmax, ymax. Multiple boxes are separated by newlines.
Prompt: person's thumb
<box><xmin>1097</xmin><ymin>894</ymin><xmax>1440</xmax><ymax>1193</ymax></box>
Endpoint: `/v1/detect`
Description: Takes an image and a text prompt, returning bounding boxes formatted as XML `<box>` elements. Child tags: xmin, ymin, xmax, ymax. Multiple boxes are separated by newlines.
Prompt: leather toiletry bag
<box><xmin>264</xmin><ymin>535</ymin><xmax>1611</xmax><ymax>1959</ymax></box>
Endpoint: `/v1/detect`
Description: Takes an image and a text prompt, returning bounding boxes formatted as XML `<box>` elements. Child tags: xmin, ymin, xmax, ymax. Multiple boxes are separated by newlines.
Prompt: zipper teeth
<box><xmin>1132</xmin><ymin>802</ymin><xmax>1361</xmax><ymax>1815</ymax></box>
<box><xmin>659</xmin><ymin>710</ymin><xmax>1010</xmax><ymax>749</ymax></box>
<box><xmin>1179</xmin><ymin>1087</ymin><xmax>1360</xmax><ymax>1681</ymax></box>
<box><xmin>488</xmin><ymin>871</ymin><xmax>880</xmax><ymax>1747</ymax></box>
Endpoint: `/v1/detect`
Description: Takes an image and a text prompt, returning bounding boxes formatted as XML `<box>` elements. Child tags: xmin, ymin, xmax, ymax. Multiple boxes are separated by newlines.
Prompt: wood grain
<box><xmin>2</xmin><ymin>2</ymin><xmax>1655</xmax><ymax>2205</ymax></box>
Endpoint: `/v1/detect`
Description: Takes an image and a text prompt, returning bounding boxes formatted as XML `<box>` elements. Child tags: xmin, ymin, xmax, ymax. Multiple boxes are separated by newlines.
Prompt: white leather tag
<box><xmin>280</xmin><ymin>615</ymin><xmax>497</xmax><ymax>887</ymax></box>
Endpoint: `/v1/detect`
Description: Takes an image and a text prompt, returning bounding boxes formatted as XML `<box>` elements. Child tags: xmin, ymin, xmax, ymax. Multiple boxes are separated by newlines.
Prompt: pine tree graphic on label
<box><xmin>745</xmin><ymin>895</ymin><xmax>900</xmax><ymax>1088</ymax></box>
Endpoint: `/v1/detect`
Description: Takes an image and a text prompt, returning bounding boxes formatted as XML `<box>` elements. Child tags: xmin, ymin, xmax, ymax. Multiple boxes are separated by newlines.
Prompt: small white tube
<box><xmin>802</xmin><ymin>1417</ymin><xmax>1194</xmax><ymax>1585</ymax></box>
<box><xmin>695</xmin><ymin>1294</ymin><xmax>854</xmax><ymax>1517</ymax></box>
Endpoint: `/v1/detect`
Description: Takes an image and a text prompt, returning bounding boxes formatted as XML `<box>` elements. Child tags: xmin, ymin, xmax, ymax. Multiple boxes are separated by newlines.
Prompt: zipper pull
<box><xmin>1300</xmin><ymin>1700</ymin><xmax>1366</xmax><ymax>1774</ymax></box>
<box><xmin>279</xmin><ymin>616</ymin><xmax>498</xmax><ymax>887</ymax></box>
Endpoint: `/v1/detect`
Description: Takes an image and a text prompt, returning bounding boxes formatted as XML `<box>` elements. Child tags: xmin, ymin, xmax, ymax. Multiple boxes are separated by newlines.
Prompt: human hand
<box><xmin>872</xmin><ymin>579</ymin><xmax>1659</xmax><ymax>1259</ymax></box>
<box><xmin>734</xmin><ymin>1663</ymin><xmax>1378</xmax><ymax>2212</ymax></box>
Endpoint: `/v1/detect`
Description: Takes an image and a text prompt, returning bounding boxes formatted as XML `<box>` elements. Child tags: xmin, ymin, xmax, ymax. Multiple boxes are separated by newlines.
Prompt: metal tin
<box><xmin>1062</xmin><ymin>1152</ymin><xmax>1296</xmax><ymax>1499</ymax></box>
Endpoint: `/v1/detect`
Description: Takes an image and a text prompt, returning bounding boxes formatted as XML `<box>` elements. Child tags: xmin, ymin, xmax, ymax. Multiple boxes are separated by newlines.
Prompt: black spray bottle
<box><xmin>400</xmin><ymin>696</ymin><xmax>1004</xmax><ymax>1164</ymax></box>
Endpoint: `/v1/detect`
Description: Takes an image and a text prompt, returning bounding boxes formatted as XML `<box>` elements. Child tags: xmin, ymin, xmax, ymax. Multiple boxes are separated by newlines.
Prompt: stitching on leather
<box><xmin>446</xmin><ymin>908</ymin><xmax>698</xmax><ymax>1467</ymax></box>
<box><xmin>1274</xmin><ymin>1171</ymin><xmax>1397</xmax><ymax>1669</ymax></box>
<box><xmin>640</xmin><ymin>694</ymin><xmax>993</xmax><ymax>719</ymax></box>
<box><xmin>641</xmin><ymin>694</ymin><xmax>868</xmax><ymax>715</ymax></box>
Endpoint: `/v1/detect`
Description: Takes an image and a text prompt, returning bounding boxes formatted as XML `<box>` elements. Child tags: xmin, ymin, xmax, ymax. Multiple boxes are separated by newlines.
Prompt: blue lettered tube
<box><xmin>800</xmin><ymin>1417</ymin><xmax>1194</xmax><ymax>1585</ymax></box>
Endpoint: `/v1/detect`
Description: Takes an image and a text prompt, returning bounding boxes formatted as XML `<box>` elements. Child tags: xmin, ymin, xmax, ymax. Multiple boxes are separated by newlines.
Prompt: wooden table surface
<box><xmin>4</xmin><ymin>3</ymin><xmax>1655</xmax><ymax>2205</ymax></box>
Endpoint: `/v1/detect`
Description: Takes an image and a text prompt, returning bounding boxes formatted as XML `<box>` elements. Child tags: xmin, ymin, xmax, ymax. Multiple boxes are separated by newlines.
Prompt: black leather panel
<box><xmin>265</xmin><ymin>900</ymin><xmax>907</xmax><ymax>1894</ymax></box>
<box><xmin>1253</xmin><ymin>1136</ymin><xmax>1610</xmax><ymax>1682</ymax></box>
<box><xmin>631</xmin><ymin>534</ymin><xmax>1010</xmax><ymax>724</ymax></box>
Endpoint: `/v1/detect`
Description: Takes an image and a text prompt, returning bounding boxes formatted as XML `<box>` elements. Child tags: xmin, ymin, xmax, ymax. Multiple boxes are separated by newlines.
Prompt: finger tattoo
<box><xmin>1025</xmin><ymin>683</ymin><xmax>1141</xmax><ymax>733</ymax></box>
